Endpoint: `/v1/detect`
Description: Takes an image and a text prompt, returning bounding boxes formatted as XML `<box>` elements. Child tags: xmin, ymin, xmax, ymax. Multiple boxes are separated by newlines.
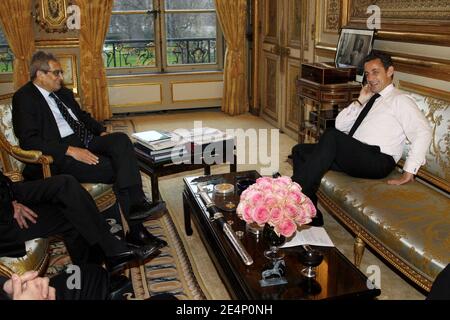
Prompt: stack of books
<box><xmin>132</xmin><ymin>128</ymin><xmax>234</xmax><ymax>162</ymax></box>
<box><xmin>132</xmin><ymin>130</ymin><xmax>187</xmax><ymax>162</ymax></box>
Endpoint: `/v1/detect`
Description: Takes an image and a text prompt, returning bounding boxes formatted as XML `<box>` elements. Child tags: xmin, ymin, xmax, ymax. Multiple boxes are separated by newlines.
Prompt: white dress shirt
<box><xmin>335</xmin><ymin>84</ymin><xmax>432</xmax><ymax>174</ymax></box>
<box><xmin>34</xmin><ymin>84</ymin><xmax>79</xmax><ymax>138</ymax></box>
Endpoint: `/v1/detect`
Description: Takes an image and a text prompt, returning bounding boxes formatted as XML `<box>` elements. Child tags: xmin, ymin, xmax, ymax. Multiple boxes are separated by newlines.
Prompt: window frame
<box><xmin>0</xmin><ymin>26</ymin><xmax>13</xmax><ymax>77</ymax></box>
<box><xmin>106</xmin><ymin>0</ymin><xmax>223</xmax><ymax>75</ymax></box>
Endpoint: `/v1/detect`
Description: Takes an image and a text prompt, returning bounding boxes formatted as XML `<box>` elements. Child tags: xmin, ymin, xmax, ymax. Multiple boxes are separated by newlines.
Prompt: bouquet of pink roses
<box><xmin>236</xmin><ymin>176</ymin><xmax>316</xmax><ymax>238</ymax></box>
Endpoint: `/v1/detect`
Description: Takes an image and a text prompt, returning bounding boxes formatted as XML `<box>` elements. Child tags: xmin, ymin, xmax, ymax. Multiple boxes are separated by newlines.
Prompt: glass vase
<box><xmin>262</xmin><ymin>224</ymin><xmax>286</xmax><ymax>262</ymax></box>
<box><xmin>246</xmin><ymin>222</ymin><xmax>264</xmax><ymax>235</ymax></box>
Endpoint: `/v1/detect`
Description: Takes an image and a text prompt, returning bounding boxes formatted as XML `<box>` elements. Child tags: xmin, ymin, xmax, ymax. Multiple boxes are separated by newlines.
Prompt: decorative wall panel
<box><xmin>324</xmin><ymin>0</ymin><xmax>341</xmax><ymax>33</ymax></box>
<box><xmin>350</xmin><ymin>0</ymin><xmax>450</xmax><ymax>21</ymax></box>
<box><xmin>347</xmin><ymin>0</ymin><xmax>450</xmax><ymax>45</ymax></box>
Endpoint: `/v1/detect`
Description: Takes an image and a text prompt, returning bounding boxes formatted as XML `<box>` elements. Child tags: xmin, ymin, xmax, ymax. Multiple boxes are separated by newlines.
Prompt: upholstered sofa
<box><xmin>317</xmin><ymin>82</ymin><xmax>450</xmax><ymax>292</ymax></box>
<box><xmin>0</xmin><ymin>92</ymin><xmax>122</xmax><ymax>277</ymax></box>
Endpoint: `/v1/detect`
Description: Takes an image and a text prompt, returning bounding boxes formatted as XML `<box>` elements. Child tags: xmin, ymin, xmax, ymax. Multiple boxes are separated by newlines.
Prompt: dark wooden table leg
<box><xmin>183</xmin><ymin>191</ymin><xmax>193</xmax><ymax>236</ymax></box>
<box><xmin>151</xmin><ymin>173</ymin><xmax>160</xmax><ymax>202</ymax></box>
<box><xmin>204</xmin><ymin>165</ymin><xmax>211</xmax><ymax>176</ymax></box>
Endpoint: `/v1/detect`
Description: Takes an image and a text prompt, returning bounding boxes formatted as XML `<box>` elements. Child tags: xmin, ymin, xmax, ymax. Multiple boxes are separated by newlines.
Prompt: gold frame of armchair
<box><xmin>0</xmin><ymin>93</ymin><xmax>127</xmax><ymax>276</ymax></box>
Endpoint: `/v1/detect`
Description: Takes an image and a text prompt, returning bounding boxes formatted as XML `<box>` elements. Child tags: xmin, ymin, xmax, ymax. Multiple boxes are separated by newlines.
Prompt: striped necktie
<box><xmin>49</xmin><ymin>93</ymin><xmax>94</xmax><ymax>148</ymax></box>
<box><xmin>348</xmin><ymin>93</ymin><xmax>381</xmax><ymax>137</ymax></box>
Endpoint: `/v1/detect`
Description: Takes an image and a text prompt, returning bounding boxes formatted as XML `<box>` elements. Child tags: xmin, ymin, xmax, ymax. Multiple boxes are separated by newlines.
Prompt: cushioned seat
<box><xmin>316</xmin><ymin>85</ymin><xmax>450</xmax><ymax>292</ymax></box>
<box><xmin>320</xmin><ymin>170</ymin><xmax>450</xmax><ymax>282</ymax></box>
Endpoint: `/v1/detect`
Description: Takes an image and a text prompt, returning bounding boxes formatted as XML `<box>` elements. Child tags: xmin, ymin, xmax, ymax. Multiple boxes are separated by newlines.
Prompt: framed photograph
<box><xmin>56</xmin><ymin>54</ymin><xmax>78</xmax><ymax>95</ymax></box>
<box><xmin>335</xmin><ymin>28</ymin><xmax>375</xmax><ymax>82</ymax></box>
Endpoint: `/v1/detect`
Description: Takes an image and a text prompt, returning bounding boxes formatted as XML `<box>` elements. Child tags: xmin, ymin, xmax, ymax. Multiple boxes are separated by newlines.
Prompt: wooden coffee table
<box><xmin>135</xmin><ymin>140</ymin><xmax>237</xmax><ymax>201</ymax></box>
<box><xmin>183</xmin><ymin>170</ymin><xmax>381</xmax><ymax>300</ymax></box>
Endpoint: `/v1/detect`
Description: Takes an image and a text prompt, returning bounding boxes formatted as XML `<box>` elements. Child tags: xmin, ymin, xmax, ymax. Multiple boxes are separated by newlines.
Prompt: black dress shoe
<box><xmin>104</xmin><ymin>242</ymin><xmax>163</xmax><ymax>274</ymax></box>
<box><xmin>108</xmin><ymin>275</ymin><xmax>132</xmax><ymax>300</ymax></box>
<box><xmin>129</xmin><ymin>199</ymin><xmax>167</xmax><ymax>221</ymax></box>
<box><xmin>126</xmin><ymin>227</ymin><xmax>168</xmax><ymax>249</ymax></box>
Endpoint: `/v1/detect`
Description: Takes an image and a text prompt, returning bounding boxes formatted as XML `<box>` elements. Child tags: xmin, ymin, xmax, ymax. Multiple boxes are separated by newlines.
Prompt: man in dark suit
<box><xmin>12</xmin><ymin>51</ymin><xmax>166</xmax><ymax>249</ymax></box>
<box><xmin>0</xmin><ymin>170</ymin><xmax>162</xmax><ymax>275</ymax></box>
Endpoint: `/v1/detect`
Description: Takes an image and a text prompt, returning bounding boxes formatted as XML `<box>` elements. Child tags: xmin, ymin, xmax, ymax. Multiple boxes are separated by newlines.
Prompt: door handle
<box><xmin>281</xmin><ymin>47</ymin><xmax>291</xmax><ymax>57</ymax></box>
<box><xmin>271</xmin><ymin>44</ymin><xmax>281</xmax><ymax>55</ymax></box>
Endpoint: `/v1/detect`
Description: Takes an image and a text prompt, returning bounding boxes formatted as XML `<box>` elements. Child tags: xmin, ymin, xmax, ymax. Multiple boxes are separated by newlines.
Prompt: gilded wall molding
<box><xmin>398</xmin><ymin>81</ymin><xmax>450</xmax><ymax>104</ymax></box>
<box><xmin>346</xmin><ymin>0</ymin><xmax>450</xmax><ymax>46</ymax></box>
<box><xmin>0</xmin><ymin>93</ymin><xmax>13</xmax><ymax>101</ymax></box>
<box><xmin>35</xmin><ymin>38</ymin><xmax>79</xmax><ymax>48</ymax></box>
<box><xmin>314</xmin><ymin>43</ymin><xmax>450</xmax><ymax>81</ymax></box>
<box><xmin>350</xmin><ymin>0</ymin><xmax>450</xmax><ymax>21</ymax></box>
<box><xmin>324</xmin><ymin>0</ymin><xmax>341</xmax><ymax>34</ymax></box>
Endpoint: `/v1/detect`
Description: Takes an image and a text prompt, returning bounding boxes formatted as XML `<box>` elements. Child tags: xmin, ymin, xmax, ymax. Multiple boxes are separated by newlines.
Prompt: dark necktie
<box><xmin>348</xmin><ymin>93</ymin><xmax>381</xmax><ymax>137</ymax></box>
<box><xmin>49</xmin><ymin>93</ymin><xmax>94</xmax><ymax>148</ymax></box>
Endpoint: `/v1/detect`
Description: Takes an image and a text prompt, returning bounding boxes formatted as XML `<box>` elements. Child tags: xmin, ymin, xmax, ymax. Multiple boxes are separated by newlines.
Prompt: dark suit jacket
<box><xmin>0</xmin><ymin>276</ymin><xmax>9</xmax><ymax>300</ymax></box>
<box><xmin>0</xmin><ymin>171</ymin><xmax>26</xmax><ymax>257</ymax></box>
<box><xmin>12</xmin><ymin>82</ymin><xmax>106</xmax><ymax>179</ymax></box>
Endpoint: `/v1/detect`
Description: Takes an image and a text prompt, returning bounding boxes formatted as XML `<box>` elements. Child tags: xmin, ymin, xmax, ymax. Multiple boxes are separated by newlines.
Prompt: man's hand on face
<box><xmin>13</xmin><ymin>201</ymin><xmax>38</xmax><ymax>229</ymax></box>
<box><xmin>387</xmin><ymin>172</ymin><xmax>414</xmax><ymax>186</ymax></box>
<box><xmin>66</xmin><ymin>146</ymin><xmax>99</xmax><ymax>165</ymax></box>
<box><xmin>358</xmin><ymin>84</ymin><xmax>374</xmax><ymax>105</ymax></box>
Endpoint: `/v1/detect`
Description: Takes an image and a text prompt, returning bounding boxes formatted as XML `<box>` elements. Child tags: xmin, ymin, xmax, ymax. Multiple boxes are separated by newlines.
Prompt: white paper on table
<box><xmin>281</xmin><ymin>226</ymin><xmax>334</xmax><ymax>248</ymax></box>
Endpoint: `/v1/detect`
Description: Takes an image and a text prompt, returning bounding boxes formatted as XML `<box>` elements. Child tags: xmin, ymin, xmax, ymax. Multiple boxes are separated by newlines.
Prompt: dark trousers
<box><xmin>60</xmin><ymin>132</ymin><xmax>145</xmax><ymax>221</ymax></box>
<box><xmin>7</xmin><ymin>175</ymin><xmax>126</xmax><ymax>263</ymax></box>
<box><xmin>292</xmin><ymin>128</ymin><xmax>396</xmax><ymax>208</ymax></box>
<box><xmin>52</xmin><ymin>264</ymin><xmax>110</xmax><ymax>300</ymax></box>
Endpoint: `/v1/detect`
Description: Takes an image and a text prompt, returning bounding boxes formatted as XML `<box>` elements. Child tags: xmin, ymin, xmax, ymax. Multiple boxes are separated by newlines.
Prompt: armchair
<box><xmin>0</xmin><ymin>93</ymin><xmax>125</xmax><ymax>276</ymax></box>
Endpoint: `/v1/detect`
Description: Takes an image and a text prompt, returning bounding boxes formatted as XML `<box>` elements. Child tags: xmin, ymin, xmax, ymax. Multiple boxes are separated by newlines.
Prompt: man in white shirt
<box><xmin>292</xmin><ymin>52</ymin><xmax>432</xmax><ymax>226</ymax></box>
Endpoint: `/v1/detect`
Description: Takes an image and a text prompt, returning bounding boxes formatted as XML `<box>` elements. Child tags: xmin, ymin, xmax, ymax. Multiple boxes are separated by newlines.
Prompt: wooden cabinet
<box><xmin>297</xmin><ymin>78</ymin><xmax>361</xmax><ymax>143</ymax></box>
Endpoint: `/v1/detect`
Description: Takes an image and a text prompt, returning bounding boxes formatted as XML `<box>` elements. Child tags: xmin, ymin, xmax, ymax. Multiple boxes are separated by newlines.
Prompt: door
<box><xmin>259</xmin><ymin>0</ymin><xmax>304</xmax><ymax>139</ymax></box>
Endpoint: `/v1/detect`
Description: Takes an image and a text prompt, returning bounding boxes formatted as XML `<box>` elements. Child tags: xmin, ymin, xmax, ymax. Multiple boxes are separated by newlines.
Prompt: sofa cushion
<box><xmin>400</xmin><ymin>91</ymin><xmax>449</xmax><ymax>183</ymax></box>
<box><xmin>320</xmin><ymin>170</ymin><xmax>450</xmax><ymax>281</ymax></box>
<box><xmin>0</xmin><ymin>102</ymin><xmax>24</xmax><ymax>172</ymax></box>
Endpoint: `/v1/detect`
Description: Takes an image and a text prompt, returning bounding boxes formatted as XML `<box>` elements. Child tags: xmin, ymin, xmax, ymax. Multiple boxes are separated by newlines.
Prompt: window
<box><xmin>0</xmin><ymin>27</ymin><xmax>13</xmax><ymax>73</ymax></box>
<box><xmin>164</xmin><ymin>0</ymin><xmax>217</xmax><ymax>66</ymax></box>
<box><xmin>105</xmin><ymin>0</ymin><xmax>222</xmax><ymax>73</ymax></box>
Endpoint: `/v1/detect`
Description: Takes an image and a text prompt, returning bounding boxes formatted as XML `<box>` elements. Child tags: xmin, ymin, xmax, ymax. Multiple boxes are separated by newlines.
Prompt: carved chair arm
<box><xmin>9</xmin><ymin>146</ymin><xmax>54</xmax><ymax>178</ymax></box>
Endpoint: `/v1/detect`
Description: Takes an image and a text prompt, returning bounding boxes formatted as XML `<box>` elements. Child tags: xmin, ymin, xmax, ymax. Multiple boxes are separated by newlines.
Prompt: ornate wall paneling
<box><xmin>323</xmin><ymin>0</ymin><xmax>341</xmax><ymax>34</ymax></box>
<box><xmin>284</xmin><ymin>0</ymin><xmax>306</xmax><ymax>134</ymax></box>
<box><xmin>345</xmin><ymin>0</ymin><xmax>450</xmax><ymax>46</ymax></box>
<box><xmin>314</xmin><ymin>1</ymin><xmax>450</xmax><ymax>82</ymax></box>
<box><xmin>258</xmin><ymin>0</ymin><xmax>306</xmax><ymax>140</ymax></box>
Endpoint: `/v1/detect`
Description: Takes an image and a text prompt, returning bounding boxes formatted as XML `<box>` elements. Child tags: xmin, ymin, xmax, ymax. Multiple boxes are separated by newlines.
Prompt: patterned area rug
<box><xmin>45</xmin><ymin>119</ymin><xmax>206</xmax><ymax>300</ymax></box>
<box><xmin>45</xmin><ymin>186</ymin><xmax>206</xmax><ymax>300</ymax></box>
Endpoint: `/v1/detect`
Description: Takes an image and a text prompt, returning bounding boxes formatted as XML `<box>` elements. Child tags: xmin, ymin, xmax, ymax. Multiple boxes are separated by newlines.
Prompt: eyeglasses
<box><xmin>43</xmin><ymin>69</ymin><xmax>64</xmax><ymax>77</ymax></box>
